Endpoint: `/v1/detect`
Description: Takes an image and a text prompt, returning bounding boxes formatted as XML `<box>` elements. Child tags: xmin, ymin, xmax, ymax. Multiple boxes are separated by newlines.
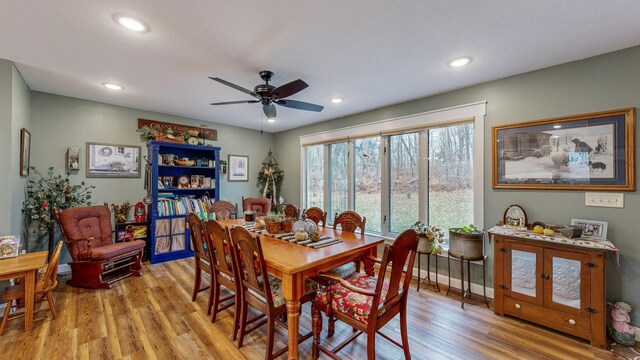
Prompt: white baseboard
<box><xmin>411</xmin><ymin>263</ymin><xmax>494</xmax><ymax>299</ymax></box>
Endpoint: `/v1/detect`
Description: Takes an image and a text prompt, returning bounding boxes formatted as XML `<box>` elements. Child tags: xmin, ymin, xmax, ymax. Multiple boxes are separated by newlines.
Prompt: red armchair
<box><xmin>56</xmin><ymin>205</ymin><xmax>145</xmax><ymax>289</ymax></box>
<box><xmin>241</xmin><ymin>197</ymin><xmax>272</xmax><ymax>216</ymax></box>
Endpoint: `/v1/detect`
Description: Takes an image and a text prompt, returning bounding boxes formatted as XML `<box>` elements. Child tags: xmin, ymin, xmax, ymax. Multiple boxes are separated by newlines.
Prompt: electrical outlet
<box><xmin>585</xmin><ymin>192</ymin><xmax>624</xmax><ymax>208</ymax></box>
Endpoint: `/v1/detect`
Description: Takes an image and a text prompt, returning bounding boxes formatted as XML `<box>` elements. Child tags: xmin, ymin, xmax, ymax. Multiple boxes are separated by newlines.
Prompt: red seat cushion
<box><xmin>89</xmin><ymin>240</ymin><xmax>145</xmax><ymax>261</ymax></box>
<box><xmin>315</xmin><ymin>272</ymin><xmax>389</xmax><ymax>324</ymax></box>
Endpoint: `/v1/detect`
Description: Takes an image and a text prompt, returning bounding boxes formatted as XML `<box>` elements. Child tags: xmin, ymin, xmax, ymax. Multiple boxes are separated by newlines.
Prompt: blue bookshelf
<box><xmin>147</xmin><ymin>141</ymin><xmax>220</xmax><ymax>264</ymax></box>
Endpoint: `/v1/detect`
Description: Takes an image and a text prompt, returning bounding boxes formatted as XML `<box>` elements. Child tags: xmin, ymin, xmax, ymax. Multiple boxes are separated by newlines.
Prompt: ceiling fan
<box><xmin>209</xmin><ymin>70</ymin><xmax>324</xmax><ymax>119</ymax></box>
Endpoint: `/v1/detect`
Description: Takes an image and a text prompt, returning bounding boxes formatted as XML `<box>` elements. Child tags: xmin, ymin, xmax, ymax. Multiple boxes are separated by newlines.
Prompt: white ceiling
<box><xmin>2</xmin><ymin>1</ymin><xmax>640</xmax><ymax>132</ymax></box>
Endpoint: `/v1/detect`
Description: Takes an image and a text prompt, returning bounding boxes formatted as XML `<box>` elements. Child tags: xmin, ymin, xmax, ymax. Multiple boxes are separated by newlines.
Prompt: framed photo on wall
<box><xmin>493</xmin><ymin>108</ymin><xmax>635</xmax><ymax>190</ymax></box>
<box><xmin>20</xmin><ymin>128</ymin><xmax>31</xmax><ymax>176</ymax></box>
<box><xmin>228</xmin><ymin>155</ymin><xmax>249</xmax><ymax>182</ymax></box>
<box><xmin>86</xmin><ymin>142</ymin><xmax>141</xmax><ymax>178</ymax></box>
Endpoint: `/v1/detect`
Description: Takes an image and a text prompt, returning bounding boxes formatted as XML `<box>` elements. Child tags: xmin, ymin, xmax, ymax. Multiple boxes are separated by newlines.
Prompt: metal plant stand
<box><xmin>416</xmin><ymin>251</ymin><xmax>440</xmax><ymax>292</ymax></box>
<box><xmin>446</xmin><ymin>253</ymin><xmax>489</xmax><ymax>309</ymax></box>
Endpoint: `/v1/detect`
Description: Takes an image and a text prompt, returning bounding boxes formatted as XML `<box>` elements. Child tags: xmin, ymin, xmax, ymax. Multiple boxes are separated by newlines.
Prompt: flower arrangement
<box><xmin>111</xmin><ymin>201</ymin><xmax>132</xmax><ymax>223</ymax></box>
<box><xmin>411</xmin><ymin>221</ymin><xmax>445</xmax><ymax>255</ymax></box>
<box><xmin>23</xmin><ymin>166</ymin><xmax>94</xmax><ymax>254</ymax></box>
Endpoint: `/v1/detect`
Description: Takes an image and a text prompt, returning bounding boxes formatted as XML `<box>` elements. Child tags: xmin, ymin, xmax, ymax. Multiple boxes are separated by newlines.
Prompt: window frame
<box><xmin>300</xmin><ymin>102</ymin><xmax>486</xmax><ymax>238</ymax></box>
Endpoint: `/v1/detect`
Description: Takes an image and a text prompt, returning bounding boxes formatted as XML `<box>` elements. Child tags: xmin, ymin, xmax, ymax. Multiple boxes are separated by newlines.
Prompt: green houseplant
<box><xmin>448</xmin><ymin>224</ymin><xmax>484</xmax><ymax>259</ymax></box>
<box><xmin>23</xmin><ymin>166</ymin><xmax>94</xmax><ymax>255</ymax></box>
<box><xmin>411</xmin><ymin>221</ymin><xmax>445</xmax><ymax>255</ymax></box>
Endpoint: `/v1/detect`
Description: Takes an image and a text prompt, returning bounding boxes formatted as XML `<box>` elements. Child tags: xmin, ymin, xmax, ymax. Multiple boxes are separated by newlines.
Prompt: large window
<box><xmin>305</xmin><ymin>145</ymin><xmax>324</xmax><ymax>209</ymax></box>
<box><xmin>355</xmin><ymin>137</ymin><xmax>381</xmax><ymax>232</ymax></box>
<box><xmin>329</xmin><ymin>142</ymin><xmax>348</xmax><ymax>216</ymax></box>
<box><xmin>389</xmin><ymin>132</ymin><xmax>419</xmax><ymax>233</ymax></box>
<box><xmin>301</xmin><ymin>102</ymin><xmax>485</xmax><ymax>239</ymax></box>
<box><xmin>428</xmin><ymin>124</ymin><xmax>474</xmax><ymax>233</ymax></box>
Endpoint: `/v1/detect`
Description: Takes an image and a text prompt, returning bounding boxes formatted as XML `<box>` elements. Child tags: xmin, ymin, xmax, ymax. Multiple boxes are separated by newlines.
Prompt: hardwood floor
<box><xmin>0</xmin><ymin>259</ymin><xmax>616</xmax><ymax>359</ymax></box>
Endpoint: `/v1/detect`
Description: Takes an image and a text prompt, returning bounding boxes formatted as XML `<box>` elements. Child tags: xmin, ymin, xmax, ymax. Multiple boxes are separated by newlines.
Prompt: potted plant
<box><xmin>111</xmin><ymin>201</ymin><xmax>132</xmax><ymax>223</ymax></box>
<box><xmin>281</xmin><ymin>217</ymin><xmax>295</xmax><ymax>233</ymax></box>
<box><xmin>411</xmin><ymin>221</ymin><xmax>445</xmax><ymax>255</ymax></box>
<box><xmin>265</xmin><ymin>212</ymin><xmax>283</xmax><ymax>234</ymax></box>
<box><xmin>449</xmin><ymin>224</ymin><xmax>484</xmax><ymax>259</ymax></box>
<box><xmin>243</xmin><ymin>210</ymin><xmax>256</xmax><ymax>222</ymax></box>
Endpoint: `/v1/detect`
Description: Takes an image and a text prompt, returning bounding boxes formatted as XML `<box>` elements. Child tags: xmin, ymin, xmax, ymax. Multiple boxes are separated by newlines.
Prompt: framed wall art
<box><xmin>86</xmin><ymin>142</ymin><xmax>141</xmax><ymax>178</ymax></box>
<box><xmin>66</xmin><ymin>146</ymin><xmax>80</xmax><ymax>170</ymax></box>
<box><xmin>228</xmin><ymin>155</ymin><xmax>249</xmax><ymax>182</ymax></box>
<box><xmin>20</xmin><ymin>128</ymin><xmax>31</xmax><ymax>176</ymax></box>
<box><xmin>493</xmin><ymin>108</ymin><xmax>635</xmax><ymax>190</ymax></box>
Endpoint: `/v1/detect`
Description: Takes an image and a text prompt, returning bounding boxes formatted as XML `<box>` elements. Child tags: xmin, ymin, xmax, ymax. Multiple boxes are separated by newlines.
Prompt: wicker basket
<box><xmin>448</xmin><ymin>229</ymin><xmax>484</xmax><ymax>260</ymax></box>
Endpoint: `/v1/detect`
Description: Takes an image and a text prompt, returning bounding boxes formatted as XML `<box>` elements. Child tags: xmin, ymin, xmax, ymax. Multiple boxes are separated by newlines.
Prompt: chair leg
<box><xmin>0</xmin><ymin>300</ymin><xmax>11</xmax><ymax>336</ymax></box>
<box><xmin>400</xmin><ymin>301</ymin><xmax>411</xmax><ymax>360</ymax></box>
<box><xmin>232</xmin><ymin>291</ymin><xmax>240</xmax><ymax>341</ymax></box>
<box><xmin>192</xmin><ymin>266</ymin><xmax>201</xmax><ymax>302</ymax></box>
<box><xmin>367</xmin><ymin>329</ymin><xmax>376</xmax><ymax>360</ymax></box>
<box><xmin>47</xmin><ymin>293</ymin><xmax>58</xmax><ymax>319</ymax></box>
<box><xmin>210</xmin><ymin>281</ymin><xmax>219</xmax><ymax>318</ymax></box>
<box><xmin>236</xmin><ymin>298</ymin><xmax>248</xmax><ymax>348</ymax></box>
<box><xmin>311</xmin><ymin>303</ymin><xmax>322</xmax><ymax>360</ymax></box>
<box><xmin>265</xmin><ymin>316</ymin><xmax>275</xmax><ymax>360</ymax></box>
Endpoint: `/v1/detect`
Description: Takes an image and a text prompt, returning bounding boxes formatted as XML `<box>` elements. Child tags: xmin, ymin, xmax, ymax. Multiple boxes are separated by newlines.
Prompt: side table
<box><xmin>416</xmin><ymin>251</ymin><xmax>440</xmax><ymax>292</ymax></box>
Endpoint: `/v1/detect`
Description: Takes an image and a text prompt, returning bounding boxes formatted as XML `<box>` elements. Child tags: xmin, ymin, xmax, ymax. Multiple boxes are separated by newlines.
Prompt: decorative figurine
<box><xmin>608</xmin><ymin>301</ymin><xmax>636</xmax><ymax>346</ymax></box>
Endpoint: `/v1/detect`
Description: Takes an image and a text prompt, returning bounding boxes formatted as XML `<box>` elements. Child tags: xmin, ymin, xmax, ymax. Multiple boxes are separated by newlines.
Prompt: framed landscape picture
<box><xmin>493</xmin><ymin>108</ymin><xmax>635</xmax><ymax>190</ymax></box>
<box><xmin>86</xmin><ymin>142</ymin><xmax>141</xmax><ymax>178</ymax></box>
<box><xmin>228</xmin><ymin>155</ymin><xmax>249</xmax><ymax>182</ymax></box>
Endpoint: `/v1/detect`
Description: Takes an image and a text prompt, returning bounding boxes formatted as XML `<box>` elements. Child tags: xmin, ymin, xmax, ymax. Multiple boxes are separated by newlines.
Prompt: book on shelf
<box><xmin>156</xmin><ymin>195</ymin><xmax>214</xmax><ymax>218</ymax></box>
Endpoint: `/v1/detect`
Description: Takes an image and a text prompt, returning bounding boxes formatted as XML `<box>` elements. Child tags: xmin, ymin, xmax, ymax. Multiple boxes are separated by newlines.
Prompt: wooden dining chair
<box><xmin>204</xmin><ymin>219</ymin><xmax>241</xmax><ymax>340</ymax></box>
<box><xmin>0</xmin><ymin>241</ymin><xmax>64</xmax><ymax>336</ymax></box>
<box><xmin>303</xmin><ymin>207</ymin><xmax>327</xmax><ymax>227</ymax></box>
<box><xmin>229</xmin><ymin>226</ymin><xmax>317</xmax><ymax>359</ymax></box>
<box><xmin>187</xmin><ymin>213</ymin><xmax>214</xmax><ymax>311</ymax></box>
<box><xmin>333</xmin><ymin>210</ymin><xmax>366</xmax><ymax>235</ymax></box>
<box><xmin>209</xmin><ymin>200</ymin><xmax>238</xmax><ymax>221</ymax></box>
<box><xmin>311</xmin><ymin>229</ymin><xmax>418</xmax><ymax>360</ymax></box>
<box><xmin>282</xmin><ymin>204</ymin><xmax>300</xmax><ymax>220</ymax></box>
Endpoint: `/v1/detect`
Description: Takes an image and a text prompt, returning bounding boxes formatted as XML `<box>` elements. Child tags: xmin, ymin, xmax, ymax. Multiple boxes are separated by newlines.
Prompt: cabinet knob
<box><xmin>514</xmin><ymin>303</ymin><xmax>521</xmax><ymax>309</ymax></box>
<box><xmin>568</xmin><ymin>319</ymin><xmax>576</xmax><ymax>325</ymax></box>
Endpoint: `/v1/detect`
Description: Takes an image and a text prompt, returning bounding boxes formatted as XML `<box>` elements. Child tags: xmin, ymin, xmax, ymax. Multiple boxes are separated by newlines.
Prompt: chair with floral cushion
<box><xmin>282</xmin><ymin>204</ymin><xmax>300</xmax><ymax>220</ymax></box>
<box><xmin>187</xmin><ymin>213</ymin><xmax>214</xmax><ymax>309</ymax></box>
<box><xmin>302</xmin><ymin>207</ymin><xmax>327</xmax><ymax>227</ymax></box>
<box><xmin>241</xmin><ymin>197</ymin><xmax>272</xmax><ymax>216</ymax></box>
<box><xmin>229</xmin><ymin>226</ymin><xmax>317</xmax><ymax>358</ymax></box>
<box><xmin>311</xmin><ymin>228</ymin><xmax>418</xmax><ymax>360</ymax></box>
<box><xmin>204</xmin><ymin>219</ymin><xmax>241</xmax><ymax>341</ymax></box>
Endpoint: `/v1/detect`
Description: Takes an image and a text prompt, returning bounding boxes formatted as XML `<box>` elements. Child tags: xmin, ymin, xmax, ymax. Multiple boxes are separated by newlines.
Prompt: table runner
<box><xmin>239</xmin><ymin>223</ymin><xmax>344</xmax><ymax>248</ymax></box>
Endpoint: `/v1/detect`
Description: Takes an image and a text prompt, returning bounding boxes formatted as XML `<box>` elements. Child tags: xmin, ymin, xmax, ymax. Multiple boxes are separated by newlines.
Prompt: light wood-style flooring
<box><xmin>0</xmin><ymin>259</ymin><xmax>616</xmax><ymax>359</ymax></box>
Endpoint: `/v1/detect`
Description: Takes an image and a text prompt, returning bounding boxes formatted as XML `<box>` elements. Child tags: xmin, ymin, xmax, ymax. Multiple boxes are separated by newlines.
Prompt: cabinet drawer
<box><xmin>504</xmin><ymin>297</ymin><xmax>590</xmax><ymax>339</ymax></box>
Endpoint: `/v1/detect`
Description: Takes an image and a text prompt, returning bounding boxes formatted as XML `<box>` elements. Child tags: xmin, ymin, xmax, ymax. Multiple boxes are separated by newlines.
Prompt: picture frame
<box><xmin>177</xmin><ymin>175</ymin><xmax>190</xmax><ymax>188</ymax></box>
<box><xmin>161</xmin><ymin>176</ymin><xmax>174</xmax><ymax>188</ymax></box>
<box><xmin>190</xmin><ymin>175</ymin><xmax>203</xmax><ymax>188</ymax></box>
<box><xmin>66</xmin><ymin>146</ymin><xmax>80</xmax><ymax>170</ymax></box>
<box><xmin>87</xmin><ymin>142</ymin><xmax>141</xmax><ymax>178</ymax></box>
<box><xmin>20</xmin><ymin>128</ymin><xmax>31</xmax><ymax>176</ymax></box>
<box><xmin>493</xmin><ymin>108</ymin><xmax>635</xmax><ymax>190</ymax></box>
<box><xmin>203</xmin><ymin>177</ymin><xmax>212</xmax><ymax>188</ymax></box>
<box><xmin>228</xmin><ymin>155</ymin><xmax>249</xmax><ymax>182</ymax></box>
<box><xmin>570</xmin><ymin>218</ymin><xmax>608</xmax><ymax>241</ymax></box>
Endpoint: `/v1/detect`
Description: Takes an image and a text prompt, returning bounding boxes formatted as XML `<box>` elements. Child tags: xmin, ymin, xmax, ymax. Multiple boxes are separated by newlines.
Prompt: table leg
<box><xmin>282</xmin><ymin>273</ymin><xmax>304</xmax><ymax>360</ymax></box>
<box><xmin>24</xmin><ymin>269</ymin><xmax>36</xmax><ymax>331</ymax></box>
<box><xmin>363</xmin><ymin>247</ymin><xmax>377</xmax><ymax>276</ymax></box>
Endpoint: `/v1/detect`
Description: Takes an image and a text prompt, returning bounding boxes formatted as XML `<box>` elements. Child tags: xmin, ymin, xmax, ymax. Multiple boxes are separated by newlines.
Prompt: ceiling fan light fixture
<box><xmin>267</xmin><ymin>117</ymin><xmax>276</xmax><ymax>123</ymax></box>
<box><xmin>103</xmin><ymin>83</ymin><xmax>124</xmax><ymax>90</ymax></box>
<box><xmin>114</xmin><ymin>15</ymin><xmax>149</xmax><ymax>32</ymax></box>
<box><xmin>330</xmin><ymin>97</ymin><xmax>343</xmax><ymax>104</ymax></box>
<box><xmin>448</xmin><ymin>57</ymin><xmax>471</xmax><ymax>68</ymax></box>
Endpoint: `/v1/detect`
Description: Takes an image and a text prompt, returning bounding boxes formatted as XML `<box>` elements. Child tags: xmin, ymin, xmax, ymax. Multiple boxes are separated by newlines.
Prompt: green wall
<box><xmin>274</xmin><ymin>46</ymin><xmax>640</xmax><ymax>324</ymax></box>
<box><xmin>28</xmin><ymin>92</ymin><xmax>275</xmax><ymax>260</ymax></box>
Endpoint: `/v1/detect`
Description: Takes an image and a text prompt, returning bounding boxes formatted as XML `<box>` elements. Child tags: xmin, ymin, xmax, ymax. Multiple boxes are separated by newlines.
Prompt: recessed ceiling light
<box><xmin>553</xmin><ymin>125</ymin><xmax>562</xmax><ymax>129</ymax></box>
<box><xmin>115</xmin><ymin>15</ymin><xmax>148</xmax><ymax>32</ymax></box>
<box><xmin>330</xmin><ymin>97</ymin><xmax>343</xmax><ymax>104</ymax></box>
<box><xmin>448</xmin><ymin>57</ymin><xmax>471</xmax><ymax>68</ymax></box>
<box><xmin>103</xmin><ymin>83</ymin><xmax>124</xmax><ymax>90</ymax></box>
<box><xmin>267</xmin><ymin>118</ymin><xmax>276</xmax><ymax>123</ymax></box>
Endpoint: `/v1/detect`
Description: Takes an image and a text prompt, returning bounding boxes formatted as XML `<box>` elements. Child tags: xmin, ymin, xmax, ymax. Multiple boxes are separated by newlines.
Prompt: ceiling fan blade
<box><xmin>210</xmin><ymin>100</ymin><xmax>260</xmax><ymax>105</ymax></box>
<box><xmin>263</xmin><ymin>104</ymin><xmax>277</xmax><ymax>119</ymax></box>
<box><xmin>270</xmin><ymin>79</ymin><xmax>308</xmax><ymax>99</ymax></box>
<box><xmin>275</xmin><ymin>99</ymin><xmax>324</xmax><ymax>112</ymax></box>
<box><xmin>209</xmin><ymin>77</ymin><xmax>259</xmax><ymax>98</ymax></box>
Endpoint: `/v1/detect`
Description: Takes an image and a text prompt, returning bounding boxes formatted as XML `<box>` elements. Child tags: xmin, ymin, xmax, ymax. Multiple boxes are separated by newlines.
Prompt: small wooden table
<box><xmin>0</xmin><ymin>251</ymin><xmax>48</xmax><ymax>331</ymax></box>
<box><xmin>221</xmin><ymin>220</ymin><xmax>384</xmax><ymax>360</ymax></box>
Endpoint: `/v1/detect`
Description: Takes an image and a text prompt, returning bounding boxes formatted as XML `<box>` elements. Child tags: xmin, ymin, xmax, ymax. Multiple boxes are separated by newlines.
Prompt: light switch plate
<box><xmin>585</xmin><ymin>192</ymin><xmax>624</xmax><ymax>208</ymax></box>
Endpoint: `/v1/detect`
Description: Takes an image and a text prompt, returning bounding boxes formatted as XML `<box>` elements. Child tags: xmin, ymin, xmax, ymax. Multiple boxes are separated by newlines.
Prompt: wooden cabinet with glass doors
<box><xmin>493</xmin><ymin>234</ymin><xmax>606</xmax><ymax>349</ymax></box>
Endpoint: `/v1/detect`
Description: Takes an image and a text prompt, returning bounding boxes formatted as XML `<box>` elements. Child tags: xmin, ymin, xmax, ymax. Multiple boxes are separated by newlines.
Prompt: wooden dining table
<box><xmin>0</xmin><ymin>251</ymin><xmax>48</xmax><ymax>331</ymax></box>
<box><xmin>220</xmin><ymin>220</ymin><xmax>384</xmax><ymax>360</ymax></box>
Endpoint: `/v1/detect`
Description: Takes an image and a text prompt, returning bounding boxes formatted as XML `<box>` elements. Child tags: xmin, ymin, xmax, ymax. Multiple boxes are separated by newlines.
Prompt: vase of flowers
<box><xmin>111</xmin><ymin>201</ymin><xmax>132</xmax><ymax>223</ymax></box>
<box><xmin>411</xmin><ymin>221</ymin><xmax>445</xmax><ymax>255</ymax></box>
